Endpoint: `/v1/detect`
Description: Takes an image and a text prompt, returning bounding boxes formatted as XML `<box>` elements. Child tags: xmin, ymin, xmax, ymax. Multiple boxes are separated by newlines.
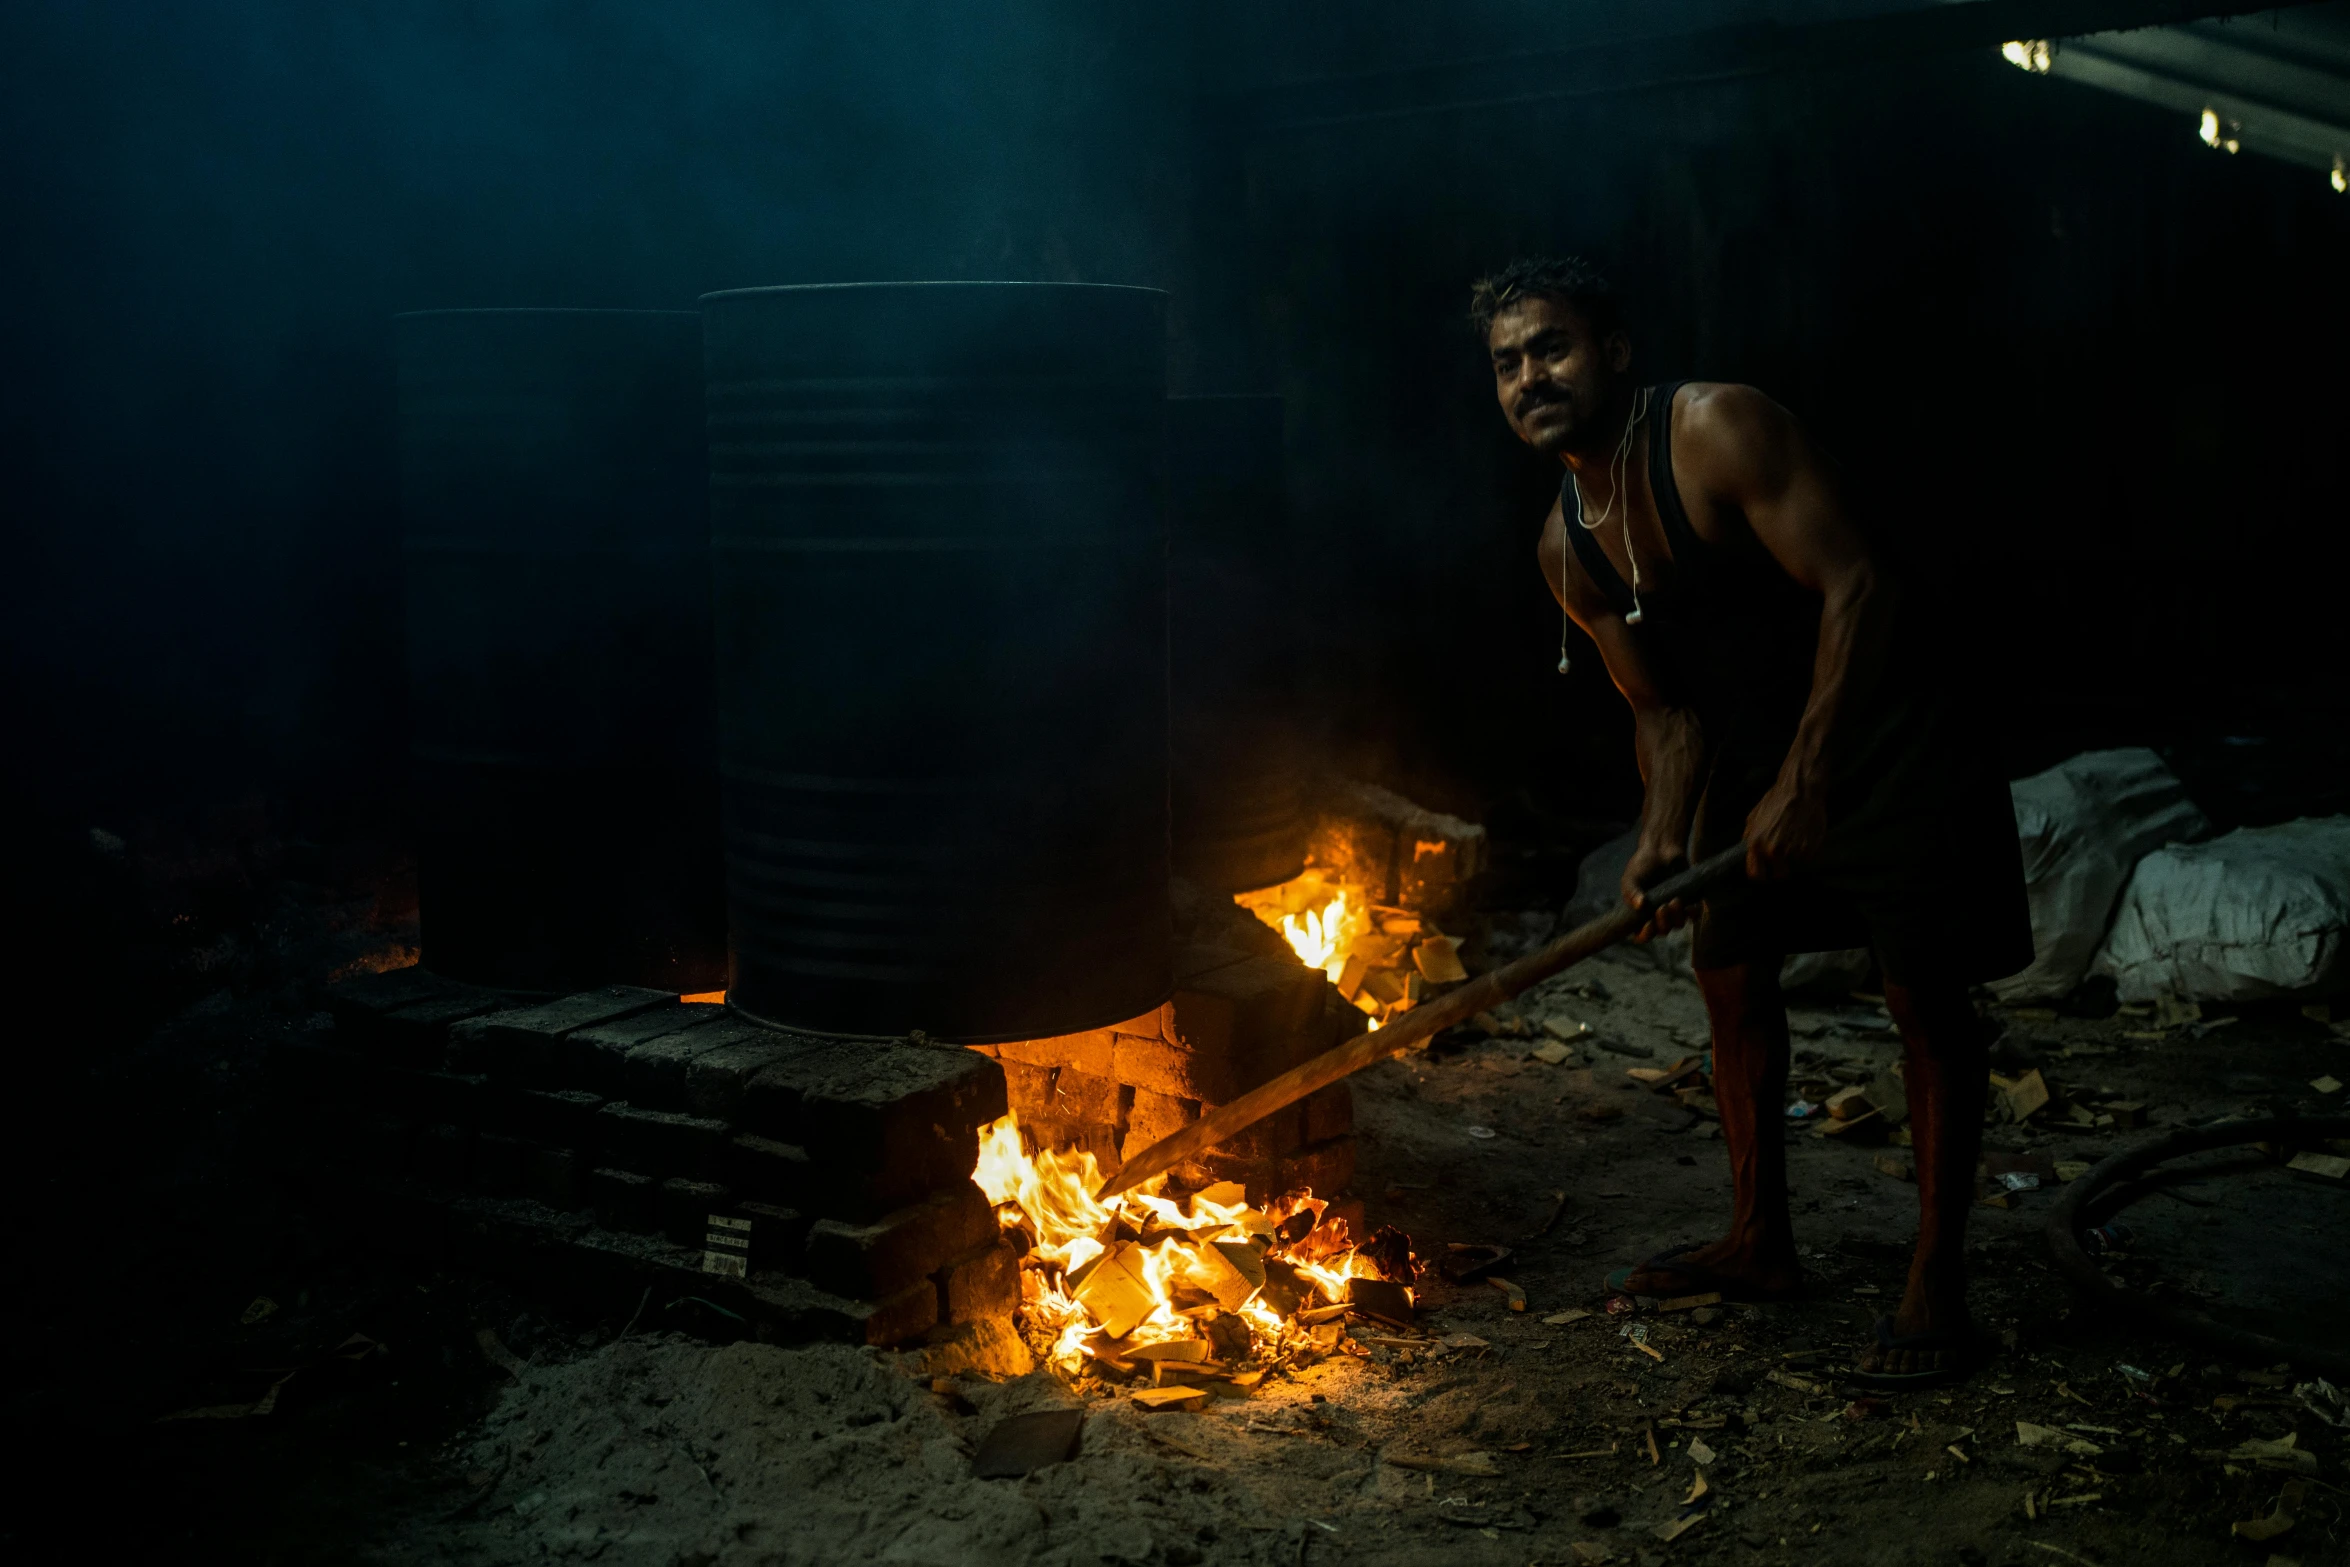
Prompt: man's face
<box><xmin>1487</xmin><ymin>295</ymin><xmax>1627</xmax><ymax>455</ymax></box>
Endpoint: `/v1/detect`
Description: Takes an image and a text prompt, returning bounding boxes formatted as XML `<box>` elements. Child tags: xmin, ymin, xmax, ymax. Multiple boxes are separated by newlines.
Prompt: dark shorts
<box><xmin>1683</xmin><ymin>705</ymin><xmax>2033</xmax><ymax>988</ymax></box>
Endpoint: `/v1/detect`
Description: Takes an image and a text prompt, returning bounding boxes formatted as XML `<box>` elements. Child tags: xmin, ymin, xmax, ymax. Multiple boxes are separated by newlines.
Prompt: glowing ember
<box><xmin>972</xmin><ymin>1111</ymin><xmax>1409</xmax><ymax>1374</ymax></box>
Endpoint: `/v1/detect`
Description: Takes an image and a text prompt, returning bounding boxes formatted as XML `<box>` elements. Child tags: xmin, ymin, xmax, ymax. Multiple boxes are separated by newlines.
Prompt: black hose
<box><xmin>2042</xmin><ymin>1111</ymin><xmax>2350</xmax><ymax>1379</ymax></box>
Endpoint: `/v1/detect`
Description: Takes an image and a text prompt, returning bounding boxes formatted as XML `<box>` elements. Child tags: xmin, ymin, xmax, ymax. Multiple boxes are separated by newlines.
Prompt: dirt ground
<box><xmin>10</xmin><ymin>936</ymin><xmax>2345</xmax><ymax>1567</ymax></box>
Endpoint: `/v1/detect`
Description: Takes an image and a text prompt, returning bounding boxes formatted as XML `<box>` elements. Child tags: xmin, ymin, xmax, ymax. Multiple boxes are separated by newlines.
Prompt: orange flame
<box><xmin>973</xmin><ymin>1110</ymin><xmax>1406</xmax><ymax>1373</ymax></box>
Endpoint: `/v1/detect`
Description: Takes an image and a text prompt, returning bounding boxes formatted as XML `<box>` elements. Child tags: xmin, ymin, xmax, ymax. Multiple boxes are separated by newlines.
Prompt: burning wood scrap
<box><xmin>1234</xmin><ymin>872</ymin><xmax>1468</xmax><ymax>1031</ymax></box>
<box><xmin>972</xmin><ymin>1112</ymin><xmax>1416</xmax><ymax>1384</ymax></box>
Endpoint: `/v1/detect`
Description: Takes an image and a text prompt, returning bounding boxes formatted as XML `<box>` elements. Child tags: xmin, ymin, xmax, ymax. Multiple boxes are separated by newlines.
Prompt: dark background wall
<box><xmin>0</xmin><ymin>0</ymin><xmax>1201</xmax><ymax>842</ymax></box>
<box><xmin>4</xmin><ymin>0</ymin><xmax>2345</xmax><ymax>1007</ymax></box>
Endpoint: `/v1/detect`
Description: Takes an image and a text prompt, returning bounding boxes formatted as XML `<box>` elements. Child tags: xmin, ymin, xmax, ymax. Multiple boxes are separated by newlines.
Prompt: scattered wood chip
<box><xmin>2223</xmin><ymin>1434</ymin><xmax>2319</xmax><ymax>1473</ymax></box>
<box><xmin>1130</xmin><ymin>1386</ymin><xmax>1208</xmax><ymax>1411</ymax></box>
<box><xmin>2287</xmin><ymin>1152</ymin><xmax>2349</xmax><ymax>1180</ymax></box>
<box><xmin>1543</xmin><ymin>1309</ymin><xmax>1593</xmax><ymax>1326</ymax></box>
<box><xmin>1767</xmin><ymin>1369</ymin><xmax>1829</xmax><ymax>1395</ymax></box>
<box><xmin>1818</xmin><ymin>1108</ymin><xmax>1884</xmax><ymax>1139</ymax></box>
<box><xmin>971</xmin><ymin>1408</ymin><xmax>1086</xmax><ymax>1477</ymax></box>
<box><xmin>1414</xmin><ymin>937</ymin><xmax>1469</xmax><ymax>984</ymax></box>
<box><xmin>1383</xmin><ymin>1450</ymin><xmax>1501</xmax><ymax>1477</ymax></box>
<box><xmin>1128</xmin><ymin>1339</ymin><xmax>1209</xmax><ymax>1363</ymax></box>
<box><xmin>2015</xmin><ymin>1421</ymin><xmax>2102</xmax><ymax>1456</ymax></box>
<box><xmin>2232</xmin><ymin>1478</ymin><xmax>2307</xmax><ymax>1541</ymax></box>
<box><xmin>1489</xmin><ymin>1277</ymin><xmax>1527</xmax><ymax>1311</ymax></box>
<box><xmin>1653</xmin><ymin>1513</ymin><xmax>1704</xmax><ymax>1542</ymax></box>
<box><xmin>475</xmin><ymin>1328</ymin><xmax>528</xmax><ymax>1381</ymax></box>
<box><xmin>2005</xmin><ymin>1069</ymin><xmax>2052</xmax><ymax>1122</ymax></box>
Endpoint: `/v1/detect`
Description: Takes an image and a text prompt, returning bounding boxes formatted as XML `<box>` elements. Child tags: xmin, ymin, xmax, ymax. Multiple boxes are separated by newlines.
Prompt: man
<box><xmin>1473</xmin><ymin>256</ymin><xmax>2031</xmax><ymax>1384</ymax></box>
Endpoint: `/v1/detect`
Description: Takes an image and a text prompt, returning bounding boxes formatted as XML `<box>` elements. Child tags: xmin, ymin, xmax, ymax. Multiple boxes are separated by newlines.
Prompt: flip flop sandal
<box><xmin>1603</xmin><ymin>1243</ymin><xmax>1805</xmax><ymax>1302</ymax></box>
<box><xmin>1845</xmin><ymin>1314</ymin><xmax>1980</xmax><ymax>1389</ymax></box>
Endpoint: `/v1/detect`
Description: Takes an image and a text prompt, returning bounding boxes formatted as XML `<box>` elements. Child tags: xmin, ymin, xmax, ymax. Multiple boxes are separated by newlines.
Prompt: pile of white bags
<box><xmin>2093</xmin><ymin>816</ymin><xmax>2350</xmax><ymax>1003</ymax></box>
<box><xmin>1991</xmin><ymin>748</ymin><xmax>2210</xmax><ymax>1003</ymax></box>
<box><xmin>1555</xmin><ymin>749</ymin><xmax>2347</xmax><ymax>1005</ymax></box>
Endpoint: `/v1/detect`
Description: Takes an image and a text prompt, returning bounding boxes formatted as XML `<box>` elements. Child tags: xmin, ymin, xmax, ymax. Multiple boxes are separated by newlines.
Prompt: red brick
<box><xmin>1111</xmin><ymin>1031</ymin><xmax>1197</xmax><ymax>1099</ymax></box>
<box><xmin>1272</xmin><ymin>1136</ymin><xmax>1355</xmax><ymax>1202</ymax></box>
<box><xmin>1213</xmin><ymin>1101</ymin><xmax>1305</xmax><ymax>1162</ymax></box>
<box><xmin>1108</xmin><ymin>1004</ymin><xmax>1170</xmax><ymax>1037</ymax></box>
<box><xmin>1121</xmin><ymin>1088</ymin><xmax>1198</xmax><ymax>1163</ymax></box>
<box><xmin>859</xmin><ymin>1278</ymin><xmax>941</xmax><ymax>1346</ymax></box>
<box><xmin>804</xmin><ymin>1180</ymin><xmax>997</xmax><ymax>1299</ymax></box>
<box><xmin>1151</xmin><ymin>955</ymin><xmax>1327</xmax><ymax>1098</ymax></box>
<box><xmin>1303</xmin><ymin>1083</ymin><xmax>1354</xmax><ymax>1144</ymax></box>
<box><xmin>999</xmin><ymin>1060</ymin><xmax>1057</xmax><ymax>1118</ymax></box>
<box><xmin>936</xmin><ymin>1240</ymin><xmax>1020</xmax><ymax>1325</ymax></box>
<box><xmin>1020</xmin><ymin>1117</ymin><xmax>1124</xmax><ymax>1177</ymax></box>
<box><xmin>995</xmin><ymin>1028</ymin><xmax>1114</xmax><ymax>1078</ymax></box>
<box><xmin>1048</xmin><ymin>1068</ymin><xmax>1125</xmax><ymax>1126</ymax></box>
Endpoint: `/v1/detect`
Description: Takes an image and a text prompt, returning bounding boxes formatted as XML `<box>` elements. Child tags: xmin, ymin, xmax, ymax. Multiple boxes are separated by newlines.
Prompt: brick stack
<box><xmin>969</xmin><ymin>885</ymin><xmax>1364</xmax><ymax>1202</ymax></box>
<box><xmin>1307</xmin><ymin>780</ymin><xmax>1488</xmax><ymax>918</ymax></box>
<box><xmin>276</xmin><ymin>967</ymin><xmax>1011</xmax><ymax>1348</ymax></box>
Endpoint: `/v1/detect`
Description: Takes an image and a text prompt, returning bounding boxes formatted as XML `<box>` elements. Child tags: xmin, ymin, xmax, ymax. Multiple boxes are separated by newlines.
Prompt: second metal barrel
<box><xmin>1168</xmin><ymin>395</ymin><xmax>1309</xmax><ymax>892</ymax></box>
<box><xmin>703</xmin><ymin>282</ymin><xmax>1172</xmax><ymax>1041</ymax></box>
<box><xmin>396</xmin><ymin>308</ymin><xmax>727</xmax><ymax>993</ymax></box>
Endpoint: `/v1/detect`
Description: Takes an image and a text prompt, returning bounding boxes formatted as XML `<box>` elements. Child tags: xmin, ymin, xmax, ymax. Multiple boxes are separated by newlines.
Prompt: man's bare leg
<box><xmin>1619</xmin><ymin>959</ymin><xmax>1803</xmax><ymax>1298</ymax></box>
<box><xmin>1859</xmin><ymin>973</ymin><xmax>1988</xmax><ymax>1375</ymax></box>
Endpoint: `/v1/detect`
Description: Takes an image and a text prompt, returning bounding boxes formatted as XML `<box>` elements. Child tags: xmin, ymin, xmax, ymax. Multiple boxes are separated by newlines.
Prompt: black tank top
<box><xmin>1562</xmin><ymin>382</ymin><xmax>1821</xmax><ymax>762</ymax></box>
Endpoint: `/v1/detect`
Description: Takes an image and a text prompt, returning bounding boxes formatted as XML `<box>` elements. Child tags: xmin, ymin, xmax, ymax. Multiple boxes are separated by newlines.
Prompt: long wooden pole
<box><xmin>1097</xmin><ymin>843</ymin><xmax>1749</xmax><ymax>1199</ymax></box>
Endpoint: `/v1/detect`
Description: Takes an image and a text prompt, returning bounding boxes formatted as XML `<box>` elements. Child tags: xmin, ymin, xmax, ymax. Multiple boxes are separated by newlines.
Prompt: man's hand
<box><xmin>1744</xmin><ymin>774</ymin><xmax>1828</xmax><ymax>880</ymax></box>
<box><xmin>1620</xmin><ymin>837</ymin><xmax>1692</xmax><ymax>942</ymax></box>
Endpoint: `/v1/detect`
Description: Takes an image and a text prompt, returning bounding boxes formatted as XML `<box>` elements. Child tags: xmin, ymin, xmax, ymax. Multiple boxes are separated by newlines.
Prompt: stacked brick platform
<box><xmin>972</xmin><ymin>884</ymin><xmax>1365</xmax><ymax>1201</ymax></box>
<box><xmin>275</xmin><ymin>967</ymin><xmax>1011</xmax><ymax>1348</ymax></box>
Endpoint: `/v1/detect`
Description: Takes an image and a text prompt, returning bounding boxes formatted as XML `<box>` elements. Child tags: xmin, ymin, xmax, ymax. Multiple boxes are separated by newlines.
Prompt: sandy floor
<box><xmin>356</xmin><ymin>947</ymin><xmax>2348</xmax><ymax>1567</ymax></box>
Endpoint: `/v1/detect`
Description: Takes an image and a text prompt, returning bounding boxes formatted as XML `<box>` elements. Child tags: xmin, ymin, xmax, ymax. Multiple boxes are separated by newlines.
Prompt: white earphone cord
<box><xmin>1559</xmin><ymin>385</ymin><xmax>1652</xmax><ymax>674</ymax></box>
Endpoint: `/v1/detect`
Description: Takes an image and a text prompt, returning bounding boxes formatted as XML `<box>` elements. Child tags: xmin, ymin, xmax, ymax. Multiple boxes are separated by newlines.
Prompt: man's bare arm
<box><xmin>1676</xmin><ymin>385</ymin><xmax>1895</xmax><ymax>878</ymax></box>
<box><xmin>1538</xmin><ymin>497</ymin><xmax>1707</xmax><ymax>932</ymax></box>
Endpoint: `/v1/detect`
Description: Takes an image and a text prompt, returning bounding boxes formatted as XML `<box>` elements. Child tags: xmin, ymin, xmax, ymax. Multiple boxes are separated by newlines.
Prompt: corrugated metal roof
<box><xmin>2005</xmin><ymin>4</ymin><xmax>2349</xmax><ymax>185</ymax></box>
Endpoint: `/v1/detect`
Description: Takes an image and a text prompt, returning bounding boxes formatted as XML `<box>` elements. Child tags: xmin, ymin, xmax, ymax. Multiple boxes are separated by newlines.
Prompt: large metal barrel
<box><xmin>1167</xmin><ymin>395</ymin><xmax>1309</xmax><ymax>892</ymax></box>
<box><xmin>395</xmin><ymin>308</ymin><xmax>726</xmax><ymax>993</ymax></box>
<box><xmin>703</xmin><ymin>282</ymin><xmax>1172</xmax><ymax>1041</ymax></box>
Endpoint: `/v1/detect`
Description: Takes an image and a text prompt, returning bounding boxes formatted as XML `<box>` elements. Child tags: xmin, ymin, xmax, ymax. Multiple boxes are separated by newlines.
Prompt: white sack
<box><xmin>1989</xmin><ymin>748</ymin><xmax>2210</xmax><ymax>1002</ymax></box>
<box><xmin>2093</xmin><ymin>816</ymin><xmax>2350</xmax><ymax>1003</ymax></box>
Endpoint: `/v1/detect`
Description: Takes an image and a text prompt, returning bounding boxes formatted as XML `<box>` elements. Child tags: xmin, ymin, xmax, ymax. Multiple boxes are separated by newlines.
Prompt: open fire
<box><xmin>1235</xmin><ymin>868</ymin><xmax>1469</xmax><ymax>1032</ymax></box>
<box><xmin>973</xmin><ymin>1111</ymin><xmax>1415</xmax><ymax>1377</ymax></box>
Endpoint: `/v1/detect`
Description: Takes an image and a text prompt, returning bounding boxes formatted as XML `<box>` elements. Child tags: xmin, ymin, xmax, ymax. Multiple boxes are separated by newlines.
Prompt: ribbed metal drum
<box><xmin>702</xmin><ymin>282</ymin><xmax>1172</xmax><ymax>1041</ymax></box>
<box><xmin>395</xmin><ymin>308</ymin><xmax>726</xmax><ymax>993</ymax></box>
<box><xmin>1167</xmin><ymin>396</ymin><xmax>1309</xmax><ymax>892</ymax></box>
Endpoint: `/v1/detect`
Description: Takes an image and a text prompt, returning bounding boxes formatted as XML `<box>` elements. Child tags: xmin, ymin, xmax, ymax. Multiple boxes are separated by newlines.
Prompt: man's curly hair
<box><xmin>1467</xmin><ymin>256</ymin><xmax>1624</xmax><ymax>342</ymax></box>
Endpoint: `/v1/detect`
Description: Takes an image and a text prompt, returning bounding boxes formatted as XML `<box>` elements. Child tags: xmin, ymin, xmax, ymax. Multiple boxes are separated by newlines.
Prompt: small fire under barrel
<box><xmin>703</xmin><ymin>282</ymin><xmax>1172</xmax><ymax>1041</ymax></box>
<box><xmin>1168</xmin><ymin>395</ymin><xmax>1309</xmax><ymax>892</ymax></box>
<box><xmin>395</xmin><ymin>308</ymin><xmax>726</xmax><ymax>993</ymax></box>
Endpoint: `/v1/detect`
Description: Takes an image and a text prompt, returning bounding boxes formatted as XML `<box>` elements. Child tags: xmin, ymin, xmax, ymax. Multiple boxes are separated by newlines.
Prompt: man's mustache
<box><xmin>1515</xmin><ymin>388</ymin><xmax>1570</xmax><ymax>420</ymax></box>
